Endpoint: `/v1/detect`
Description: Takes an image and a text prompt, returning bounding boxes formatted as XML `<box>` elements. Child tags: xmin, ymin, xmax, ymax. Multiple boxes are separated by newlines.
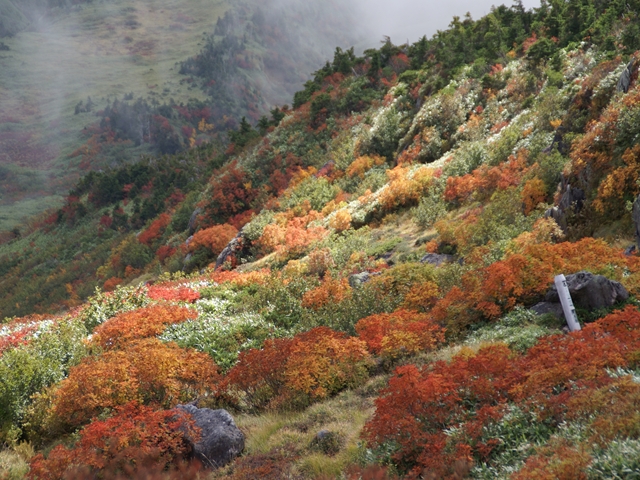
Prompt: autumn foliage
<box><xmin>28</xmin><ymin>402</ymin><xmax>199</xmax><ymax>480</ymax></box>
<box><xmin>444</xmin><ymin>150</ymin><xmax>529</xmax><ymax>204</ymax></box>
<box><xmin>364</xmin><ymin>305</ymin><xmax>640</xmax><ymax>477</ymax></box>
<box><xmin>356</xmin><ymin>309</ymin><xmax>445</xmax><ymax>359</ymax></box>
<box><xmin>189</xmin><ymin>223</ymin><xmax>238</xmax><ymax>255</ymax></box>
<box><xmin>147</xmin><ymin>285</ymin><xmax>201</xmax><ymax>303</ymax></box>
<box><xmin>225</xmin><ymin>327</ymin><xmax>371</xmax><ymax>409</ymax></box>
<box><xmin>92</xmin><ymin>305</ymin><xmax>197</xmax><ymax>349</ymax></box>
<box><xmin>50</xmin><ymin>339</ymin><xmax>220</xmax><ymax>431</ymax></box>
<box><xmin>301</xmin><ymin>277</ymin><xmax>352</xmax><ymax>310</ymax></box>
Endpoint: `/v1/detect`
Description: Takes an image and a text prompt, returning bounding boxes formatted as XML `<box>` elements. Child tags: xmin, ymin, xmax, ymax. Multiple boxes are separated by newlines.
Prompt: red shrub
<box><xmin>139</xmin><ymin>213</ymin><xmax>171</xmax><ymax>246</ymax></box>
<box><xmin>147</xmin><ymin>286</ymin><xmax>200</xmax><ymax>303</ymax></box>
<box><xmin>28</xmin><ymin>402</ymin><xmax>199</xmax><ymax>480</ymax></box>
<box><xmin>225</xmin><ymin>327</ymin><xmax>371</xmax><ymax>409</ymax></box>
<box><xmin>356</xmin><ymin>309</ymin><xmax>445</xmax><ymax>358</ymax></box>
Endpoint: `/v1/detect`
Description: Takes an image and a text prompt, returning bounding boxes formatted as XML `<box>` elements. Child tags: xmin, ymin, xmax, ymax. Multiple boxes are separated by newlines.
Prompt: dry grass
<box><xmin>213</xmin><ymin>375</ymin><xmax>387</xmax><ymax>479</ymax></box>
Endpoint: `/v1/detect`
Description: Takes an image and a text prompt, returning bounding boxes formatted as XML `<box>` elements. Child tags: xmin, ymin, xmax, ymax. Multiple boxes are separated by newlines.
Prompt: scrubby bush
<box><xmin>225</xmin><ymin>327</ymin><xmax>371</xmax><ymax>410</ymax></box>
<box><xmin>78</xmin><ymin>285</ymin><xmax>150</xmax><ymax>333</ymax></box>
<box><xmin>92</xmin><ymin>305</ymin><xmax>197</xmax><ymax>349</ymax></box>
<box><xmin>160</xmin><ymin>312</ymin><xmax>286</xmax><ymax>371</ymax></box>
<box><xmin>356</xmin><ymin>309</ymin><xmax>445</xmax><ymax>359</ymax></box>
<box><xmin>0</xmin><ymin>319</ymin><xmax>87</xmax><ymax>442</ymax></box>
<box><xmin>28</xmin><ymin>402</ymin><xmax>199</xmax><ymax>480</ymax></box>
<box><xmin>47</xmin><ymin>339</ymin><xmax>220</xmax><ymax>432</ymax></box>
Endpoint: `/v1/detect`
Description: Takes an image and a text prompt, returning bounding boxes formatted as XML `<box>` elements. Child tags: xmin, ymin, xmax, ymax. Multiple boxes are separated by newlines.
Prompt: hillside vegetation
<box><xmin>3</xmin><ymin>0</ymin><xmax>640</xmax><ymax>478</ymax></box>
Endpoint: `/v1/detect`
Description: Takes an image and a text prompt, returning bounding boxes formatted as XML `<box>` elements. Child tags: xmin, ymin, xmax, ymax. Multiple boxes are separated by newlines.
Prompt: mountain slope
<box><xmin>3</xmin><ymin>1</ymin><xmax>640</xmax><ymax>478</ymax></box>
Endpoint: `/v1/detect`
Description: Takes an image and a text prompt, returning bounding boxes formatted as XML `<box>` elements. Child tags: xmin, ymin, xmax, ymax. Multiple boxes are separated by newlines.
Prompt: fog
<box><xmin>353</xmin><ymin>0</ymin><xmax>542</xmax><ymax>46</ymax></box>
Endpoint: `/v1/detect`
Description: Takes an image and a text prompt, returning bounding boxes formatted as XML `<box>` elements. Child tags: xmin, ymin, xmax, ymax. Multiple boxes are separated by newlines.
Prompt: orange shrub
<box><xmin>103</xmin><ymin>276</ymin><xmax>123</xmax><ymax>292</ymax></box>
<box><xmin>521</xmin><ymin>177</ymin><xmax>547</xmax><ymax>214</ymax></box>
<box><xmin>258</xmin><ymin>213</ymin><xmax>328</xmax><ymax>260</ymax></box>
<box><xmin>362</xmin><ymin>305</ymin><xmax>640</xmax><ymax>476</ymax></box>
<box><xmin>189</xmin><ymin>223</ymin><xmax>238</xmax><ymax>255</ymax></box>
<box><xmin>92</xmin><ymin>305</ymin><xmax>197</xmax><ymax>349</ymax></box>
<box><xmin>50</xmin><ymin>339</ymin><xmax>220</xmax><ymax>431</ymax></box>
<box><xmin>402</xmin><ymin>280</ymin><xmax>440</xmax><ymax>312</ymax></box>
<box><xmin>444</xmin><ymin>150</ymin><xmax>529</xmax><ymax>204</ymax></box>
<box><xmin>301</xmin><ymin>277</ymin><xmax>352</xmax><ymax>310</ymax></box>
<box><xmin>28</xmin><ymin>402</ymin><xmax>198</xmax><ymax>480</ymax></box>
<box><xmin>593</xmin><ymin>144</ymin><xmax>640</xmax><ymax>213</ymax></box>
<box><xmin>225</xmin><ymin>327</ymin><xmax>371</xmax><ymax>409</ymax></box>
<box><xmin>363</xmin><ymin>345</ymin><xmax>518</xmax><ymax>477</ymax></box>
<box><xmin>147</xmin><ymin>285</ymin><xmax>200</xmax><ymax>303</ymax></box>
<box><xmin>347</xmin><ymin>155</ymin><xmax>385</xmax><ymax>178</ymax></box>
<box><xmin>210</xmin><ymin>268</ymin><xmax>271</xmax><ymax>287</ymax></box>
<box><xmin>329</xmin><ymin>209</ymin><xmax>352</xmax><ymax>232</ymax></box>
<box><xmin>356</xmin><ymin>309</ymin><xmax>445</xmax><ymax>358</ymax></box>
<box><xmin>512</xmin><ymin>444</ymin><xmax>591</xmax><ymax>480</ymax></box>
<box><xmin>379</xmin><ymin>165</ymin><xmax>433</xmax><ymax>211</ymax></box>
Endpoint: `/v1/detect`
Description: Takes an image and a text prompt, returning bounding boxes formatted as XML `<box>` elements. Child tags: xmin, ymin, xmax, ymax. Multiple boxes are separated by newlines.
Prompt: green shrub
<box><xmin>588</xmin><ymin>439</ymin><xmax>640</xmax><ymax>479</ymax></box>
<box><xmin>281</xmin><ymin>177</ymin><xmax>338</xmax><ymax>212</ymax></box>
<box><xmin>0</xmin><ymin>319</ymin><xmax>87</xmax><ymax>442</ymax></box>
<box><xmin>78</xmin><ymin>285</ymin><xmax>149</xmax><ymax>332</ymax></box>
<box><xmin>466</xmin><ymin>307</ymin><xmax>552</xmax><ymax>353</ymax></box>
<box><xmin>160</xmin><ymin>312</ymin><xmax>286</xmax><ymax>371</ymax></box>
<box><xmin>411</xmin><ymin>181</ymin><xmax>447</xmax><ymax>228</ymax></box>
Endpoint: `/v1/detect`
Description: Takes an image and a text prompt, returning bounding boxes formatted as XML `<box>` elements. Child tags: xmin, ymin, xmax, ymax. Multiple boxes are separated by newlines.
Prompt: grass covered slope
<box><xmin>4</xmin><ymin>0</ymin><xmax>640</xmax><ymax>478</ymax></box>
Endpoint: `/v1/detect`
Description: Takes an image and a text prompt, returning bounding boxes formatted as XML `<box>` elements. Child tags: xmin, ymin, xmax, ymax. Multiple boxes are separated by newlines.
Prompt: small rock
<box><xmin>215</xmin><ymin>231</ymin><xmax>246</xmax><ymax>270</ymax></box>
<box><xmin>176</xmin><ymin>405</ymin><xmax>244</xmax><ymax>469</ymax></box>
<box><xmin>310</xmin><ymin>430</ymin><xmax>342</xmax><ymax>455</ymax></box>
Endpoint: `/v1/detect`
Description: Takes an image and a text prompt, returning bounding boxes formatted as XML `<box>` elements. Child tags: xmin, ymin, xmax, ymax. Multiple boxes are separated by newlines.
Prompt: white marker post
<box><xmin>554</xmin><ymin>274</ymin><xmax>581</xmax><ymax>332</ymax></box>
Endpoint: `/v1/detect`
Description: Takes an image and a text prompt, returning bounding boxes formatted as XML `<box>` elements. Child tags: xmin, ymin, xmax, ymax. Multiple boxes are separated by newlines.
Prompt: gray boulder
<box><xmin>215</xmin><ymin>230</ymin><xmax>245</xmax><ymax>270</ymax></box>
<box><xmin>349</xmin><ymin>271</ymin><xmax>371</xmax><ymax>288</ymax></box>
<box><xmin>544</xmin><ymin>271</ymin><xmax>629</xmax><ymax>312</ymax></box>
<box><xmin>530</xmin><ymin>301</ymin><xmax>565</xmax><ymax>319</ymax></box>
<box><xmin>187</xmin><ymin>208</ymin><xmax>203</xmax><ymax>235</ymax></box>
<box><xmin>617</xmin><ymin>59</ymin><xmax>635</xmax><ymax>93</ymax></box>
<box><xmin>176</xmin><ymin>405</ymin><xmax>244</xmax><ymax>469</ymax></box>
<box><xmin>420</xmin><ymin>253</ymin><xmax>454</xmax><ymax>266</ymax></box>
<box><xmin>544</xmin><ymin>183</ymin><xmax>585</xmax><ymax>233</ymax></box>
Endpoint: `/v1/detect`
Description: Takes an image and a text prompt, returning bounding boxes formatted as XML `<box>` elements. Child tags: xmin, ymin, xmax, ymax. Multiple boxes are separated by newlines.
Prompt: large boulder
<box><xmin>176</xmin><ymin>405</ymin><xmax>244</xmax><ymax>469</ymax></box>
<box><xmin>215</xmin><ymin>230</ymin><xmax>246</xmax><ymax>270</ymax></box>
<box><xmin>617</xmin><ymin>59</ymin><xmax>635</xmax><ymax>93</ymax></box>
<box><xmin>544</xmin><ymin>183</ymin><xmax>585</xmax><ymax>233</ymax></box>
<box><xmin>544</xmin><ymin>271</ymin><xmax>629</xmax><ymax>312</ymax></box>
